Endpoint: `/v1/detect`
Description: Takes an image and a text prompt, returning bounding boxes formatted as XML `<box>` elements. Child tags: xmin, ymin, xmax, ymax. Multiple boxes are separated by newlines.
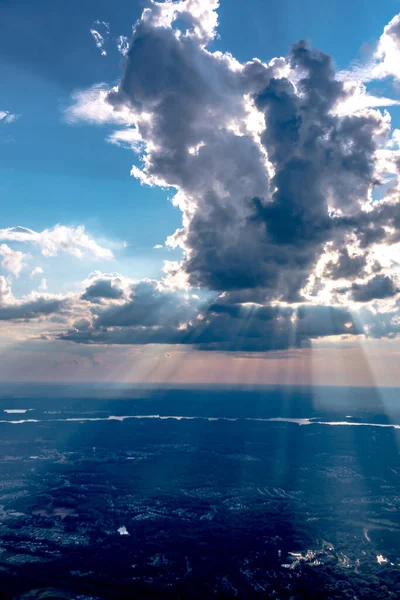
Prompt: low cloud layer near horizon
<box><xmin>2</xmin><ymin>0</ymin><xmax>400</xmax><ymax>364</ymax></box>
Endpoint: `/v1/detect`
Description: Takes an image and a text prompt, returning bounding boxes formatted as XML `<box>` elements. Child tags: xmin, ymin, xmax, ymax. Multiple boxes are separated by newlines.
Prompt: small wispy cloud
<box><xmin>64</xmin><ymin>84</ymin><xmax>134</xmax><ymax>126</ymax></box>
<box><xmin>117</xmin><ymin>35</ymin><xmax>129</xmax><ymax>56</ymax></box>
<box><xmin>30</xmin><ymin>267</ymin><xmax>44</xmax><ymax>279</ymax></box>
<box><xmin>339</xmin><ymin>13</ymin><xmax>400</xmax><ymax>84</ymax></box>
<box><xmin>0</xmin><ymin>110</ymin><xmax>19</xmax><ymax>124</ymax></box>
<box><xmin>0</xmin><ymin>225</ymin><xmax>114</xmax><ymax>261</ymax></box>
<box><xmin>334</xmin><ymin>81</ymin><xmax>400</xmax><ymax>116</ymax></box>
<box><xmin>90</xmin><ymin>20</ymin><xmax>110</xmax><ymax>56</ymax></box>
<box><xmin>106</xmin><ymin>128</ymin><xmax>143</xmax><ymax>151</ymax></box>
<box><xmin>39</xmin><ymin>278</ymin><xmax>48</xmax><ymax>291</ymax></box>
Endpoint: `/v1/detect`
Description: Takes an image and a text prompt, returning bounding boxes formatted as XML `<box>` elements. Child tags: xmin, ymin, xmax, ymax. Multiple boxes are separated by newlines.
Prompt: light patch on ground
<box><xmin>118</xmin><ymin>526</ymin><xmax>129</xmax><ymax>536</ymax></box>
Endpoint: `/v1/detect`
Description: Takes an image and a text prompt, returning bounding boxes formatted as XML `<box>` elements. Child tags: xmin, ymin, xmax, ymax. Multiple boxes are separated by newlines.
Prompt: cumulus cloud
<box><xmin>373</xmin><ymin>14</ymin><xmax>400</xmax><ymax>80</ymax></box>
<box><xmin>0</xmin><ymin>244</ymin><xmax>26</xmax><ymax>276</ymax></box>
<box><xmin>350</xmin><ymin>275</ymin><xmax>398</xmax><ymax>303</ymax></box>
<box><xmin>95</xmin><ymin>0</ymin><xmax>397</xmax><ymax>305</ymax></box>
<box><xmin>0</xmin><ymin>276</ymin><xmax>13</xmax><ymax>305</ymax></box>
<box><xmin>359</xmin><ymin>301</ymin><xmax>400</xmax><ymax>339</ymax></box>
<box><xmin>0</xmin><ymin>276</ymin><xmax>66</xmax><ymax>322</ymax></box>
<box><xmin>324</xmin><ymin>248</ymin><xmax>369</xmax><ymax>281</ymax></box>
<box><xmin>81</xmin><ymin>276</ymin><xmax>125</xmax><ymax>303</ymax></box>
<box><xmin>0</xmin><ymin>225</ymin><xmax>113</xmax><ymax>260</ymax></box>
<box><xmin>96</xmin><ymin>279</ymin><xmax>201</xmax><ymax>328</ymax></box>
<box><xmin>50</xmin><ymin>3</ymin><xmax>400</xmax><ymax>351</ymax></box>
<box><xmin>80</xmin><ymin>271</ymin><xmax>132</xmax><ymax>299</ymax></box>
<box><xmin>80</xmin><ymin>274</ymin><xmax>202</xmax><ymax>320</ymax></box>
<box><xmin>60</xmin><ymin>277</ymin><xmax>363</xmax><ymax>350</ymax></box>
<box><xmin>0</xmin><ymin>297</ymin><xmax>63</xmax><ymax>321</ymax></box>
<box><xmin>187</xmin><ymin>302</ymin><xmax>362</xmax><ymax>352</ymax></box>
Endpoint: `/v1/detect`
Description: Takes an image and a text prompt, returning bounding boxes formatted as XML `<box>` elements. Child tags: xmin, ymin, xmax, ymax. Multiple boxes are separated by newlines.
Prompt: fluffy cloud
<box><xmin>0</xmin><ymin>225</ymin><xmax>113</xmax><ymax>260</ymax></box>
<box><xmin>60</xmin><ymin>275</ymin><xmax>204</xmax><ymax>345</ymax></box>
<box><xmin>0</xmin><ymin>276</ymin><xmax>66</xmax><ymax>322</ymax></box>
<box><xmin>0</xmin><ymin>297</ymin><xmax>63</xmax><ymax>321</ymax></box>
<box><xmin>81</xmin><ymin>276</ymin><xmax>126</xmax><ymax>303</ymax></box>
<box><xmin>373</xmin><ymin>14</ymin><xmax>400</xmax><ymax>80</ymax></box>
<box><xmin>350</xmin><ymin>275</ymin><xmax>398</xmax><ymax>303</ymax></box>
<box><xmin>60</xmin><ymin>274</ymin><xmax>362</xmax><ymax>350</ymax></box>
<box><xmin>95</xmin><ymin>1</ymin><xmax>397</xmax><ymax>306</ymax></box>
<box><xmin>95</xmin><ymin>279</ymin><xmax>201</xmax><ymax>328</ymax></box>
<box><xmin>0</xmin><ymin>244</ymin><xmax>26</xmax><ymax>276</ymax></box>
<box><xmin>324</xmin><ymin>248</ymin><xmax>369</xmax><ymax>281</ymax></box>
<box><xmin>56</xmin><ymin>271</ymin><xmax>400</xmax><ymax>351</ymax></box>
<box><xmin>30</xmin><ymin>266</ymin><xmax>44</xmax><ymax>278</ymax></box>
<box><xmin>188</xmin><ymin>302</ymin><xmax>362</xmax><ymax>352</ymax></box>
<box><xmin>46</xmin><ymin>3</ymin><xmax>400</xmax><ymax>351</ymax></box>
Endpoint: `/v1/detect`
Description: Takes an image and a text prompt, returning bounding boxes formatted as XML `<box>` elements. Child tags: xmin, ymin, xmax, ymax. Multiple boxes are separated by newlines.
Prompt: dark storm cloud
<box><xmin>0</xmin><ymin>276</ymin><xmax>66</xmax><ymax>322</ymax></box>
<box><xmin>324</xmin><ymin>248</ymin><xmax>368</xmax><ymax>280</ymax></box>
<box><xmin>350</xmin><ymin>275</ymin><xmax>398</xmax><ymax>302</ymax></box>
<box><xmin>245</xmin><ymin>43</ymin><xmax>384</xmax><ymax>299</ymax></box>
<box><xmin>187</xmin><ymin>303</ymin><xmax>361</xmax><ymax>351</ymax></box>
<box><xmin>217</xmin><ymin>43</ymin><xmax>384</xmax><ymax>301</ymax></box>
<box><xmin>333</xmin><ymin>200</ymin><xmax>400</xmax><ymax>250</ymax></box>
<box><xmin>109</xmin><ymin>7</ymin><xmax>387</xmax><ymax>301</ymax></box>
<box><xmin>108</xmin><ymin>14</ymin><xmax>273</xmax><ymax>191</ymax></box>
<box><xmin>0</xmin><ymin>298</ymin><xmax>65</xmax><ymax>321</ymax></box>
<box><xmin>60</xmin><ymin>292</ymin><xmax>362</xmax><ymax>352</ymax></box>
<box><xmin>80</xmin><ymin>278</ymin><xmax>203</xmax><ymax>329</ymax></box>
<box><xmin>106</xmin><ymin>2</ymin><xmax>284</xmax><ymax>297</ymax></box>
<box><xmin>60</xmin><ymin>324</ymin><xmax>187</xmax><ymax>347</ymax></box>
<box><xmin>58</xmin><ymin>1</ymin><xmax>400</xmax><ymax>353</ymax></box>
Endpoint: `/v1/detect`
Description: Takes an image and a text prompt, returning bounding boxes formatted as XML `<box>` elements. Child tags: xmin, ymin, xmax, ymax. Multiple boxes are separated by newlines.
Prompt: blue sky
<box><xmin>0</xmin><ymin>0</ymin><xmax>183</xmax><ymax>290</ymax></box>
<box><xmin>1</xmin><ymin>0</ymin><xmax>399</xmax><ymax>293</ymax></box>
<box><xmin>1</xmin><ymin>0</ymin><xmax>400</xmax><ymax>384</ymax></box>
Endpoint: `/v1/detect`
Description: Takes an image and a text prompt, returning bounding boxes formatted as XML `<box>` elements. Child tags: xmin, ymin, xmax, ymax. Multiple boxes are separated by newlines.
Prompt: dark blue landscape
<box><xmin>0</xmin><ymin>385</ymin><xmax>399</xmax><ymax>599</ymax></box>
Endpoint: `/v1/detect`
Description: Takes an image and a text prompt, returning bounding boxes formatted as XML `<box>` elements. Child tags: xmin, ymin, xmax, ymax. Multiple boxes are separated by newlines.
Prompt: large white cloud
<box><xmin>25</xmin><ymin>2</ymin><xmax>400</xmax><ymax>351</ymax></box>
<box><xmin>88</xmin><ymin>0</ymin><xmax>398</xmax><ymax>305</ymax></box>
